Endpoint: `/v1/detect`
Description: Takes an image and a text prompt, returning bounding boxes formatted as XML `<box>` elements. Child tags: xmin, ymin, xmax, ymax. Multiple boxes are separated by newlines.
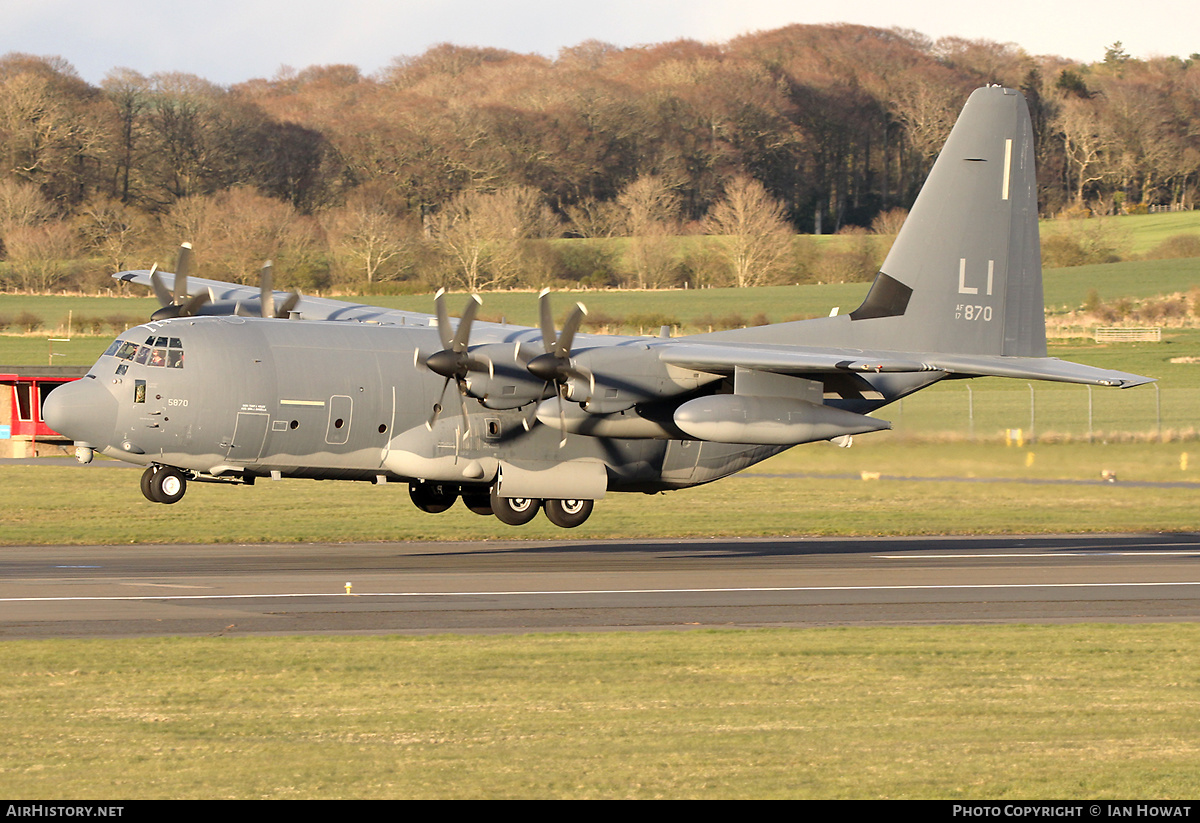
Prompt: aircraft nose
<box><xmin>42</xmin><ymin>377</ymin><xmax>119</xmax><ymax>448</ymax></box>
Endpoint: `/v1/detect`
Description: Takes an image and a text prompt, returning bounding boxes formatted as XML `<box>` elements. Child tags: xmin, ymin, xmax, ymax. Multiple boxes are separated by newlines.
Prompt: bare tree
<box><xmin>161</xmin><ymin>187</ymin><xmax>312</xmax><ymax>285</ymax></box>
<box><xmin>0</xmin><ymin>178</ymin><xmax>54</xmax><ymax>235</ymax></box>
<box><xmin>324</xmin><ymin>187</ymin><xmax>422</xmax><ymax>285</ymax></box>
<box><xmin>615</xmin><ymin>175</ymin><xmax>682</xmax><ymax>288</ymax></box>
<box><xmin>1054</xmin><ymin>93</ymin><xmax>1114</xmax><ymax>210</ymax></box>
<box><xmin>702</xmin><ymin>175</ymin><xmax>794</xmax><ymax>287</ymax></box>
<box><xmin>2</xmin><ymin>221</ymin><xmax>77</xmax><ymax>291</ymax></box>
<box><xmin>76</xmin><ymin>196</ymin><xmax>148</xmax><ymax>274</ymax></box>
<box><xmin>429</xmin><ymin>185</ymin><xmax>559</xmax><ymax>291</ymax></box>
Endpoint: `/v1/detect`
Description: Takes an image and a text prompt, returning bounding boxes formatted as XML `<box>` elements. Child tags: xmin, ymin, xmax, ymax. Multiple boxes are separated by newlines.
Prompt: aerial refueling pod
<box><xmin>672</xmin><ymin>394</ymin><xmax>889</xmax><ymax>445</ymax></box>
<box><xmin>670</xmin><ymin>368</ymin><xmax>889</xmax><ymax>445</ymax></box>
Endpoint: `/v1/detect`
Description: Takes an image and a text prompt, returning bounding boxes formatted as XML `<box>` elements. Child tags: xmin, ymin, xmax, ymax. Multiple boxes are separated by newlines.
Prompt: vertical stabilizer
<box><xmin>849</xmin><ymin>86</ymin><xmax>1046</xmax><ymax>357</ymax></box>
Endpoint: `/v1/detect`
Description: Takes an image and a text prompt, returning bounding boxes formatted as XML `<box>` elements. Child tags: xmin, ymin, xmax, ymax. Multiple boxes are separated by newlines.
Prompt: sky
<box><xmin>4</xmin><ymin>0</ymin><xmax>1198</xmax><ymax>87</ymax></box>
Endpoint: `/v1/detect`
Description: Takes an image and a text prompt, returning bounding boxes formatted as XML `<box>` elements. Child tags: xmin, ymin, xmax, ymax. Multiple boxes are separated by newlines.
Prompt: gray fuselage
<box><xmin>63</xmin><ymin>316</ymin><xmax>786</xmax><ymax>496</ymax></box>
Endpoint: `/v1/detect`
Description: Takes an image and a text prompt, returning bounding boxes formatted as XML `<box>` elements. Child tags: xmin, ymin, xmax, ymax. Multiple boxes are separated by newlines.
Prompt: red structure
<box><xmin>1</xmin><ymin>366</ymin><xmax>90</xmax><ymax>457</ymax></box>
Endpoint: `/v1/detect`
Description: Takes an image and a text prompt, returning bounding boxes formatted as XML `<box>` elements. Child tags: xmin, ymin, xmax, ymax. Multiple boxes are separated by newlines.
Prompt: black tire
<box><xmin>461</xmin><ymin>490</ymin><xmax>493</xmax><ymax>516</ymax></box>
<box><xmin>140</xmin><ymin>466</ymin><xmax>161</xmax><ymax>502</ymax></box>
<box><xmin>409</xmin><ymin>482</ymin><xmax>458</xmax><ymax>514</ymax></box>
<box><xmin>490</xmin><ymin>488</ymin><xmax>540</xmax><ymax>526</ymax></box>
<box><xmin>543</xmin><ymin>498</ymin><xmax>594</xmax><ymax>529</ymax></box>
<box><xmin>151</xmin><ymin>467</ymin><xmax>187</xmax><ymax>505</ymax></box>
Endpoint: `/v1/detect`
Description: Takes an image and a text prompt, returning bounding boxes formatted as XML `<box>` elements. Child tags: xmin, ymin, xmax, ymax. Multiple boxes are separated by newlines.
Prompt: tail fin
<box><xmin>849</xmin><ymin>86</ymin><xmax>1045</xmax><ymax>357</ymax></box>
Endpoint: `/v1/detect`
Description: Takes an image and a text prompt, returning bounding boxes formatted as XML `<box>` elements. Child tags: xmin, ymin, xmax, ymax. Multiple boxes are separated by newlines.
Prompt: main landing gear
<box><xmin>140</xmin><ymin>465</ymin><xmax>188</xmax><ymax>504</ymax></box>
<box><xmin>408</xmin><ymin>481</ymin><xmax>594</xmax><ymax>529</ymax></box>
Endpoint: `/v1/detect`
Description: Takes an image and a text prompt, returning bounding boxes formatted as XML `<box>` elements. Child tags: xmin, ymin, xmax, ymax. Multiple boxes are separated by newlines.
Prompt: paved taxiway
<box><xmin>3</xmin><ymin>534</ymin><xmax>1200</xmax><ymax>638</ymax></box>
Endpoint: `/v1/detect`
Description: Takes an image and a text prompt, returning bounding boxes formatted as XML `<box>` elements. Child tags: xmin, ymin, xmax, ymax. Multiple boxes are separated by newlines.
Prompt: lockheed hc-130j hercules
<box><xmin>44</xmin><ymin>87</ymin><xmax>1151</xmax><ymax>529</ymax></box>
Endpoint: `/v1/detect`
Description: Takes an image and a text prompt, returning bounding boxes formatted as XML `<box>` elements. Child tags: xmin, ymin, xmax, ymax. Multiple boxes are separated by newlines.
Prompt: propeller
<box><xmin>422</xmin><ymin>289</ymin><xmax>484</xmax><ymax>431</ymax></box>
<box><xmin>524</xmin><ymin>288</ymin><xmax>589</xmax><ymax>445</ymax></box>
<box><xmin>526</xmin><ymin>288</ymin><xmax>590</xmax><ymax>394</ymax></box>
<box><xmin>150</xmin><ymin>243</ymin><xmax>210</xmax><ymax>320</ymax></box>
<box><xmin>236</xmin><ymin>260</ymin><xmax>302</xmax><ymax>319</ymax></box>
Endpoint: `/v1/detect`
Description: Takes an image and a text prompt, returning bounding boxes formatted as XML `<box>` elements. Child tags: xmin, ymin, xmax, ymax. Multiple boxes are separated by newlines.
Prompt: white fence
<box><xmin>1094</xmin><ymin>327</ymin><xmax>1161</xmax><ymax>342</ymax></box>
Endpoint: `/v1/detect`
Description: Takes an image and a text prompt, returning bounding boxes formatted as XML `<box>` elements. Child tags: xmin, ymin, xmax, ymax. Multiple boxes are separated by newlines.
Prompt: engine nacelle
<box><xmin>460</xmin><ymin>342</ymin><xmax>552</xmax><ymax>410</ymax></box>
<box><xmin>567</xmin><ymin>344</ymin><xmax>720</xmax><ymax>413</ymax></box>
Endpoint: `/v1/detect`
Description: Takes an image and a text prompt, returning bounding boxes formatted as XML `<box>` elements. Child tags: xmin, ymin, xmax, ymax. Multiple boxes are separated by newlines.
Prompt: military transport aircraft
<box><xmin>43</xmin><ymin>86</ymin><xmax>1151</xmax><ymax>529</ymax></box>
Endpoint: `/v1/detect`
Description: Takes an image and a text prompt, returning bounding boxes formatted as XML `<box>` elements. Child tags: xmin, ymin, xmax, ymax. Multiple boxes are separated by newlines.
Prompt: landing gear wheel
<box><xmin>490</xmin><ymin>488</ymin><xmax>540</xmax><ymax>526</ymax></box>
<box><xmin>409</xmin><ymin>482</ymin><xmax>458</xmax><ymax>514</ymax></box>
<box><xmin>140</xmin><ymin>466</ymin><xmax>160</xmax><ymax>502</ymax></box>
<box><xmin>543</xmin><ymin>498</ymin><xmax>593</xmax><ymax>529</ymax></box>
<box><xmin>150</xmin><ymin>467</ymin><xmax>187</xmax><ymax>505</ymax></box>
<box><xmin>461</xmin><ymin>490</ymin><xmax>493</xmax><ymax>516</ymax></box>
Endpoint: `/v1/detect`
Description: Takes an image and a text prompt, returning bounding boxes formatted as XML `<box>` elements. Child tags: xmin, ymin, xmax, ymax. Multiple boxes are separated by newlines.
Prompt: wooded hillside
<box><xmin>2</xmin><ymin>25</ymin><xmax>1198</xmax><ymax>292</ymax></box>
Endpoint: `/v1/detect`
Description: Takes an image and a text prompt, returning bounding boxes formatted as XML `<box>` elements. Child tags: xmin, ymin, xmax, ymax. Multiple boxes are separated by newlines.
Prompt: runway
<box><xmin>6</xmin><ymin>533</ymin><xmax>1200</xmax><ymax>639</ymax></box>
<box><xmin>3</xmin><ymin>534</ymin><xmax>1200</xmax><ymax>638</ymax></box>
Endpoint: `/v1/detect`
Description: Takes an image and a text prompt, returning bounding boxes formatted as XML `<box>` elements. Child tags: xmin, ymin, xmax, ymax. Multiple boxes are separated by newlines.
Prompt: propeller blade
<box><xmin>457</xmin><ymin>382</ymin><xmax>471</xmax><ymax>436</ymax></box>
<box><xmin>149</xmin><ymin>264</ymin><xmax>172</xmax><ymax>308</ymax></box>
<box><xmin>260</xmin><ymin>261</ymin><xmax>275</xmax><ymax>319</ymax></box>
<box><xmin>427</xmin><ymin>377</ymin><xmax>452</xmax><ymax>429</ymax></box>
<box><xmin>179</xmin><ymin>292</ymin><xmax>209</xmax><ymax>317</ymax></box>
<box><xmin>174</xmin><ymin>243</ymin><xmax>192</xmax><ymax>303</ymax></box>
<box><xmin>450</xmin><ymin>294</ymin><xmax>482</xmax><ymax>353</ymax></box>
<box><xmin>556</xmin><ymin>303</ymin><xmax>587</xmax><ymax>358</ymax></box>
<box><xmin>434</xmin><ymin>289</ymin><xmax>453</xmax><ymax>350</ymax></box>
<box><xmin>556</xmin><ymin>388</ymin><xmax>567</xmax><ymax>448</ymax></box>
<box><xmin>538</xmin><ymin>287</ymin><xmax>557</xmax><ymax>353</ymax></box>
<box><xmin>275</xmin><ymin>292</ymin><xmax>300</xmax><ymax>319</ymax></box>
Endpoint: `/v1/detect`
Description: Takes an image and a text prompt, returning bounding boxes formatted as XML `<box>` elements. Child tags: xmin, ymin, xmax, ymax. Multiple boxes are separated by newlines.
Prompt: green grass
<box><xmin>5</xmin><ymin>441</ymin><xmax>1200</xmax><ymax>546</ymax></box>
<box><xmin>1043</xmin><ymin>258</ymin><xmax>1200</xmax><ymax>312</ymax></box>
<box><xmin>1042</xmin><ymin>209</ymin><xmax>1200</xmax><ymax>257</ymax></box>
<box><xmin>2</xmin><ymin>626</ymin><xmax>1199</xmax><ymax>799</ymax></box>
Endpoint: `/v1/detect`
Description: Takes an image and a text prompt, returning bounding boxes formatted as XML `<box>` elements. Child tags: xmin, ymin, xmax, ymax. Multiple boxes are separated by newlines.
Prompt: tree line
<box><xmin>1</xmin><ymin>25</ymin><xmax>1198</xmax><ymax>293</ymax></box>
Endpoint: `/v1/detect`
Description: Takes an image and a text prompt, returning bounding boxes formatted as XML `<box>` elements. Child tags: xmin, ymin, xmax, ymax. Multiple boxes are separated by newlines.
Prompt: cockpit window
<box><xmin>114</xmin><ymin>336</ymin><xmax>185</xmax><ymax>370</ymax></box>
<box><xmin>115</xmin><ymin>341</ymin><xmax>140</xmax><ymax>361</ymax></box>
<box><xmin>102</xmin><ymin>340</ymin><xmax>121</xmax><ymax>357</ymax></box>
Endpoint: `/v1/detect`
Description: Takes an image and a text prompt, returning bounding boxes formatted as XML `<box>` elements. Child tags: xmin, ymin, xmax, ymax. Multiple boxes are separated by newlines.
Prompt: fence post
<box><xmin>1028</xmin><ymin>383</ymin><xmax>1036</xmax><ymax>444</ymax></box>
<box><xmin>1156</xmin><ymin>383</ymin><xmax>1162</xmax><ymax>442</ymax></box>
<box><xmin>966</xmin><ymin>384</ymin><xmax>974</xmax><ymax>441</ymax></box>
<box><xmin>1087</xmin><ymin>386</ymin><xmax>1093</xmax><ymax>444</ymax></box>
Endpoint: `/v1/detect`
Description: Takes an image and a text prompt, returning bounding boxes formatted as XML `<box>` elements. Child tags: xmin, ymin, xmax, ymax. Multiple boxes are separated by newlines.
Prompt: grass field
<box><xmin>5</xmin><ymin>443</ymin><xmax>1200</xmax><ymax>800</ymax></box>
<box><xmin>1042</xmin><ymin>209</ymin><xmax>1200</xmax><ymax>257</ymax></box>
<box><xmin>4</xmin><ymin>440</ymin><xmax>1199</xmax><ymax>545</ymax></box>
<box><xmin>2</xmin><ymin>626</ymin><xmax>1199</xmax><ymax>799</ymax></box>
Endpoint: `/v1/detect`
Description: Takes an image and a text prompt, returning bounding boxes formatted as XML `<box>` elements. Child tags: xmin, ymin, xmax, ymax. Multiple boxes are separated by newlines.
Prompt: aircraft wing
<box><xmin>115</xmin><ymin>269</ymin><xmax>437</xmax><ymax>326</ymax></box>
<box><xmin>657</xmin><ymin>342</ymin><xmax>1154</xmax><ymax>389</ymax></box>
